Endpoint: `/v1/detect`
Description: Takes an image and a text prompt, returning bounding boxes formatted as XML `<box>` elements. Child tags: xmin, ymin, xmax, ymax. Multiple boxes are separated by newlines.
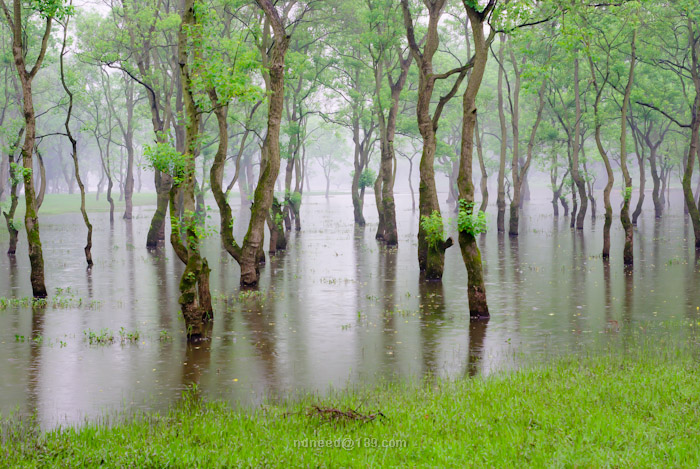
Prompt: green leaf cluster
<box><xmin>420</xmin><ymin>211</ymin><xmax>446</xmax><ymax>249</ymax></box>
<box><xmin>143</xmin><ymin>141</ymin><xmax>188</xmax><ymax>185</ymax></box>
<box><xmin>457</xmin><ymin>200</ymin><xmax>488</xmax><ymax>236</ymax></box>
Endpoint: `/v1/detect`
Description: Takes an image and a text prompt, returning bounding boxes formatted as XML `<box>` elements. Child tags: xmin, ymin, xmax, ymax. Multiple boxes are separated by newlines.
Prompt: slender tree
<box><xmin>0</xmin><ymin>0</ymin><xmax>69</xmax><ymax>297</ymax></box>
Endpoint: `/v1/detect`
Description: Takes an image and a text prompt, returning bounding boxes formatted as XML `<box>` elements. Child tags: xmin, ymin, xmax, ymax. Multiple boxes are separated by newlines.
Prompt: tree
<box><xmin>59</xmin><ymin>6</ymin><xmax>92</xmax><ymax>266</ymax></box>
<box><xmin>401</xmin><ymin>0</ymin><xmax>471</xmax><ymax>280</ymax></box>
<box><xmin>457</xmin><ymin>0</ymin><xmax>496</xmax><ymax>318</ymax></box>
<box><xmin>365</xmin><ymin>0</ymin><xmax>412</xmax><ymax>246</ymax></box>
<box><xmin>0</xmin><ymin>0</ymin><xmax>70</xmax><ymax>297</ymax></box>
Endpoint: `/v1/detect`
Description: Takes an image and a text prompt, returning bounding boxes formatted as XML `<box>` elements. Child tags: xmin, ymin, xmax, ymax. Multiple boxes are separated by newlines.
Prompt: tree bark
<box><xmin>509</xmin><ymin>77</ymin><xmax>546</xmax><ymax>236</ymax></box>
<box><xmin>2</xmin><ymin>126</ymin><xmax>23</xmax><ymax>255</ymax></box>
<box><xmin>475</xmin><ymin>117</ymin><xmax>488</xmax><ymax>213</ymax></box>
<box><xmin>372</xmin><ymin>45</ymin><xmax>411</xmax><ymax>246</ymax></box>
<box><xmin>571</xmin><ymin>57</ymin><xmax>588</xmax><ymax>230</ymax></box>
<box><xmin>587</xmin><ymin>53</ymin><xmax>615</xmax><ymax>260</ymax></box>
<box><xmin>619</xmin><ymin>30</ymin><xmax>637</xmax><ymax>266</ymax></box>
<box><xmin>496</xmin><ymin>37</ymin><xmax>507</xmax><ymax>233</ymax></box>
<box><xmin>457</xmin><ymin>4</ymin><xmax>495</xmax><ymax>318</ymax></box>
<box><xmin>176</xmin><ymin>0</ymin><xmax>213</xmax><ymax>339</ymax></box>
<box><xmin>60</xmin><ymin>15</ymin><xmax>93</xmax><ymax>266</ymax></box>
<box><xmin>402</xmin><ymin>0</ymin><xmax>468</xmax><ymax>279</ymax></box>
<box><xmin>2</xmin><ymin>0</ymin><xmax>51</xmax><ymax>297</ymax></box>
<box><xmin>239</xmin><ymin>0</ymin><xmax>291</xmax><ymax>285</ymax></box>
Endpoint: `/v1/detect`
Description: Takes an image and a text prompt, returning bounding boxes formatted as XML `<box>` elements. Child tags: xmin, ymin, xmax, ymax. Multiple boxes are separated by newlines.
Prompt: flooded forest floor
<box><xmin>3</xmin><ymin>342</ymin><xmax>700</xmax><ymax>466</ymax></box>
<box><xmin>1</xmin><ymin>190</ymin><xmax>700</xmax><ymax>463</ymax></box>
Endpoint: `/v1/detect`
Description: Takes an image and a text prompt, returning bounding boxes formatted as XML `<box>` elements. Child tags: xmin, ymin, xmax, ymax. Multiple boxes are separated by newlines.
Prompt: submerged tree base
<box><xmin>4</xmin><ymin>348</ymin><xmax>700</xmax><ymax>466</ymax></box>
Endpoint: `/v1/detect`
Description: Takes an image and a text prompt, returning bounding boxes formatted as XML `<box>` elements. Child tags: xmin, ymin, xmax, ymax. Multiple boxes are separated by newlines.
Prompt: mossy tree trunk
<box><xmin>475</xmin><ymin>117</ymin><xmax>488</xmax><ymax>213</ymax></box>
<box><xmin>1</xmin><ymin>0</ymin><xmax>52</xmax><ymax>297</ymax></box>
<box><xmin>3</xmin><ymin>126</ymin><xmax>23</xmax><ymax>255</ymax></box>
<box><xmin>238</xmin><ymin>0</ymin><xmax>291</xmax><ymax>286</ymax></box>
<box><xmin>457</xmin><ymin>4</ymin><xmax>495</xmax><ymax>319</ymax></box>
<box><xmin>208</xmin><ymin>88</ymin><xmax>245</xmax><ymax>267</ymax></box>
<box><xmin>402</xmin><ymin>0</ymin><xmax>469</xmax><ymax>279</ymax></box>
<box><xmin>619</xmin><ymin>30</ymin><xmax>637</xmax><ymax>266</ymax></box>
<box><xmin>176</xmin><ymin>0</ymin><xmax>212</xmax><ymax>339</ymax></box>
<box><xmin>369</xmin><ymin>11</ymin><xmax>412</xmax><ymax>247</ymax></box>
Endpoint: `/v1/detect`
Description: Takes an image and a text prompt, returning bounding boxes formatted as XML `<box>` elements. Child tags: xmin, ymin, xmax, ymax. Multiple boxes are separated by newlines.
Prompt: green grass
<box><xmin>2</xmin><ymin>345</ymin><xmax>700</xmax><ymax>467</ymax></box>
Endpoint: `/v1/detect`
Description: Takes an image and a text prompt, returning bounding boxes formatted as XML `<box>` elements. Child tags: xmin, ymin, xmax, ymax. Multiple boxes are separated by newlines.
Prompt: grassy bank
<box><xmin>2</xmin><ymin>347</ymin><xmax>700</xmax><ymax>467</ymax></box>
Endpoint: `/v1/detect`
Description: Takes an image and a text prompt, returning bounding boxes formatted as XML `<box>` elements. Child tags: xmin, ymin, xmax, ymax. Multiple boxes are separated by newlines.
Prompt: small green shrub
<box><xmin>420</xmin><ymin>211</ymin><xmax>445</xmax><ymax>249</ymax></box>
<box><xmin>457</xmin><ymin>200</ymin><xmax>488</xmax><ymax>236</ymax></box>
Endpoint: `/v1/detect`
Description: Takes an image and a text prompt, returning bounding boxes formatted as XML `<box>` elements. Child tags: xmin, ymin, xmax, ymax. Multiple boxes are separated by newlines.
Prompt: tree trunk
<box><xmin>35</xmin><ymin>148</ymin><xmax>46</xmax><ymax>210</ymax></box>
<box><xmin>147</xmin><ymin>171</ymin><xmax>172</xmax><ymax>247</ymax></box>
<box><xmin>176</xmin><ymin>0</ymin><xmax>213</xmax><ymax>339</ymax></box>
<box><xmin>240</xmin><ymin>1</ymin><xmax>290</xmax><ymax>286</ymax></box>
<box><xmin>2</xmin><ymin>126</ymin><xmax>23</xmax><ymax>255</ymax></box>
<box><xmin>682</xmin><ymin>91</ymin><xmax>700</xmax><ymax>249</ymax></box>
<box><xmin>649</xmin><ymin>144</ymin><xmax>663</xmax><ymax>218</ymax></box>
<box><xmin>496</xmin><ymin>37</ymin><xmax>507</xmax><ymax>233</ymax></box>
<box><xmin>402</xmin><ymin>0</ymin><xmax>465</xmax><ymax>279</ymax></box>
<box><xmin>351</xmin><ymin>120</ymin><xmax>367</xmax><ymax>226</ymax></box>
<box><xmin>571</xmin><ymin>57</ymin><xmax>587</xmax><ymax>230</ymax></box>
<box><xmin>208</xmin><ymin>87</ymin><xmax>244</xmax><ymax>269</ymax></box>
<box><xmin>407</xmin><ymin>157</ymin><xmax>416</xmax><ymax>211</ymax></box>
<box><xmin>631</xmin><ymin>122</ymin><xmax>645</xmax><ymax>225</ymax></box>
<box><xmin>509</xmin><ymin>78</ymin><xmax>546</xmax><ymax>236</ymax></box>
<box><xmin>122</xmin><ymin>81</ymin><xmax>135</xmax><ymax>220</ymax></box>
<box><xmin>619</xmin><ymin>30</ymin><xmax>636</xmax><ymax>266</ymax></box>
<box><xmin>475</xmin><ymin>117</ymin><xmax>488</xmax><ymax>213</ymax></box>
<box><xmin>267</xmin><ymin>197</ymin><xmax>287</xmax><ymax>253</ymax></box>
<box><xmin>60</xmin><ymin>20</ymin><xmax>93</xmax><ymax>266</ymax></box>
<box><xmin>7</xmin><ymin>8</ymin><xmax>51</xmax><ymax>298</ymax></box>
<box><xmin>587</xmin><ymin>52</ymin><xmax>615</xmax><ymax>260</ymax></box>
<box><xmin>457</xmin><ymin>5</ymin><xmax>493</xmax><ymax>318</ymax></box>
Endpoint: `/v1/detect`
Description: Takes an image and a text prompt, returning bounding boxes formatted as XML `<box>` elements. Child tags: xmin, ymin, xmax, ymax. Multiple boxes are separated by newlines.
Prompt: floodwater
<box><xmin>1</xmin><ymin>190</ymin><xmax>699</xmax><ymax>429</ymax></box>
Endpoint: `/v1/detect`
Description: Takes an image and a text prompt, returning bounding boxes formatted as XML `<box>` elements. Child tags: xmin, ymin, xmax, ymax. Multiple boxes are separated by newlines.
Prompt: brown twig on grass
<box><xmin>307</xmin><ymin>406</ymin><xmax>386</xmax><ymax>422</ymax></box>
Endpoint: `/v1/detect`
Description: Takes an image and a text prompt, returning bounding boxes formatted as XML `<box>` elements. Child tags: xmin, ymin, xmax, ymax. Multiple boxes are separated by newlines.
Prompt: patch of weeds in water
<box><xmin>54</xmin><ymin>287</ymin><xmax>71</xmax><ymax>296</ymax></box>
<box><xmin>0</xmin><ymin>297</ymin><xmax>44</xmax><ymax>310</ymax></box>
<box><xmin>385</xmin><ymin>307</ymin><xmax>416</xmax><ymax>317</ymax></box>
<box><xmin>83</xmin><ymin>327</ymin><xmax>143</xmax><ymax>345</ymax></box>
<box><xmin>14</xmin><ymin>335</ymin><xmax>25</xmax><ymax>343</ymax></box>
<box><xmin>0</xmin><ymin>294</ymin><xmax>100</xmax><ymax>311</ymax></box>
<box><xmin>119</xmin><ymin>327</ymin><xmax>140</xmax><ymax>343</ymax></box>
<box><xmin>84</xmin><ymin>328</ymin><xmax>115</xmax><ymax>345</ymax></box>
<box><xmin>235</xmin><ymin>290</ymin><xmax>270</xmax><ymax>305</ymax></box>
<box><xmin>159</xmin><ymin>330</ymin><xmax>172</xmax><ymax>342</ymax></box>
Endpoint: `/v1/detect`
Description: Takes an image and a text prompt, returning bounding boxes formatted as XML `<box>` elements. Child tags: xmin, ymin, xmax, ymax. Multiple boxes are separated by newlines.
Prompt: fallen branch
<box><xmin>307</xmin><ymin>406</ymin><xmax>386</xmax><ymax>422</ymax></box>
